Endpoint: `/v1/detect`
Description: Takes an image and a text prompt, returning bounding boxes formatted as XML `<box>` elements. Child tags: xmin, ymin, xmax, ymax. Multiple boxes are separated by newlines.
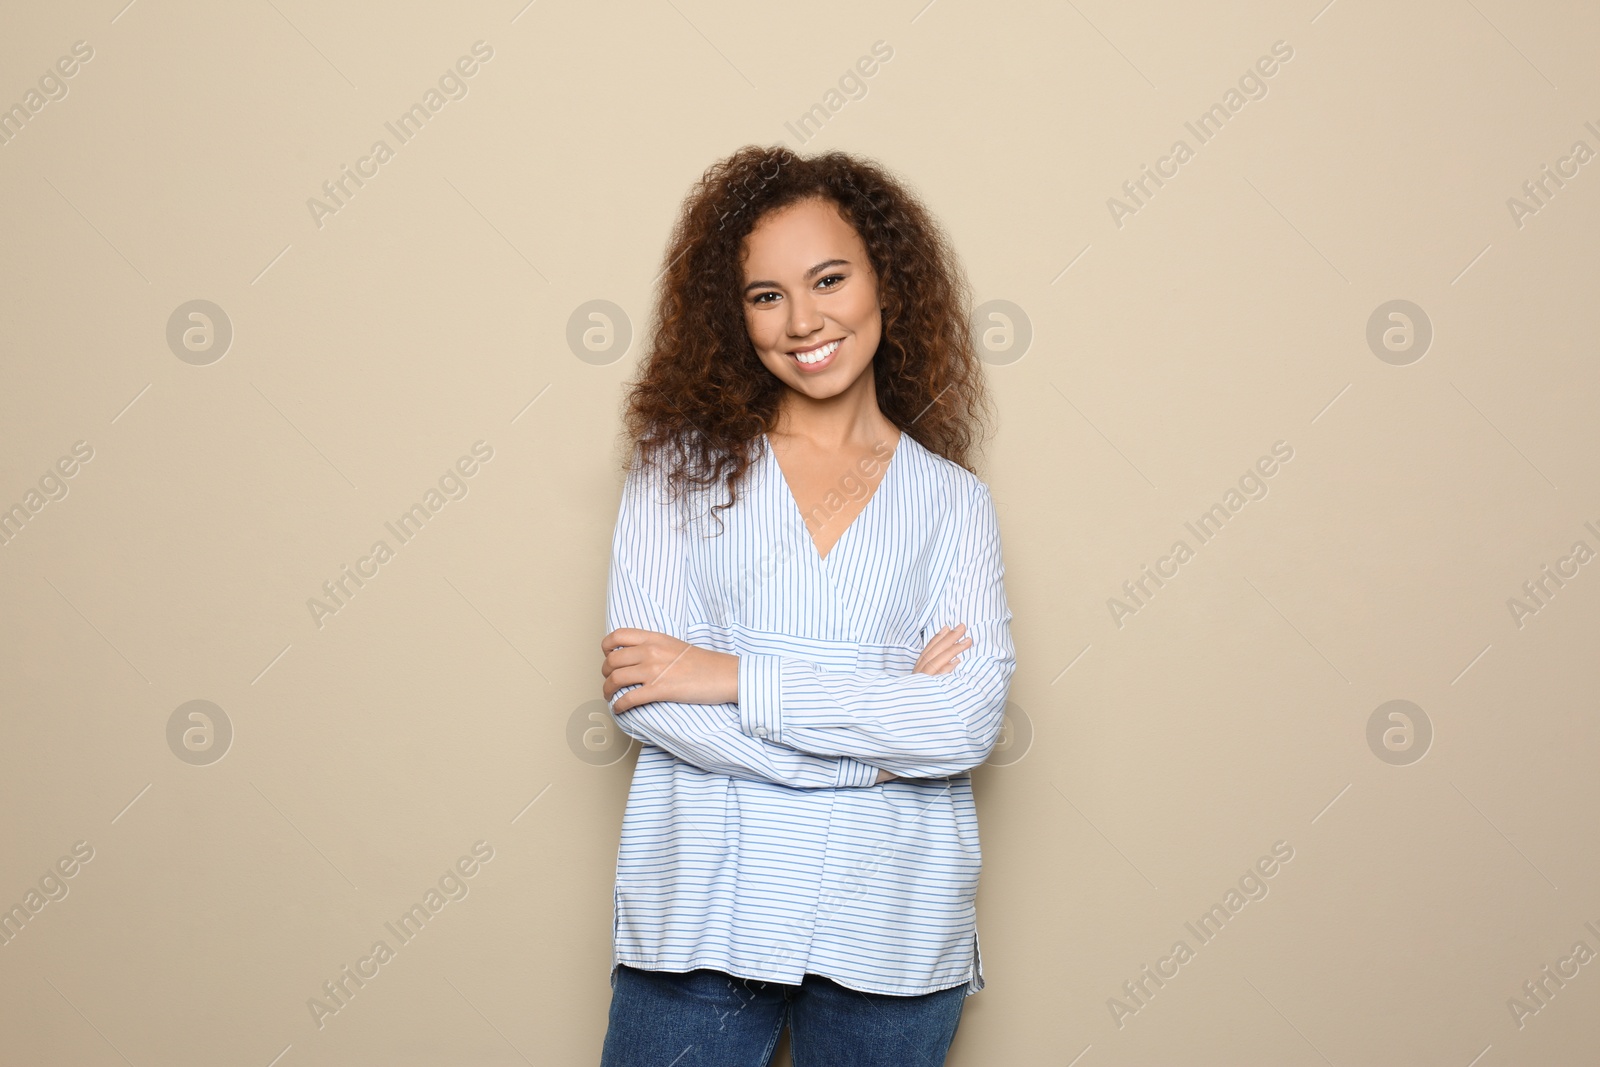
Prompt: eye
<box><xmin>751</xmin><ymin>291</ymin><xmax>779</xmax><ymax>305</ymax></box>
<box><xmin>817</xmin><ymin>273</ymin><xmax>845</xmax><ymax>290</ymax></box>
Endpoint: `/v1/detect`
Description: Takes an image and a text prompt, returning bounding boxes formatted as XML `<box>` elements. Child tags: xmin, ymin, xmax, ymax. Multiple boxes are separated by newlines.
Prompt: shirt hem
<box><xmin>612</xmin><ymin>951</ymin><xmax>976</xmax><ymax>998</ymax></box>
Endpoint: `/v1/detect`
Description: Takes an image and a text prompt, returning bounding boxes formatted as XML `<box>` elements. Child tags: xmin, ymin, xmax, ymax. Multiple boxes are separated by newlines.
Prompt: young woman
<box><xmin>598</xmin><ymin>145</ymin><xmax>1016</xmax><ymax>1067</ymax></box>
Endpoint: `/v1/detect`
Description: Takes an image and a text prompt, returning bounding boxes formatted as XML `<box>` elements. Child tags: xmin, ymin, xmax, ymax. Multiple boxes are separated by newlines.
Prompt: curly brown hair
<box><xmin>618</xmin><ymin>144</ymin><xmax>995</xmax><ymax>530</ymax></box>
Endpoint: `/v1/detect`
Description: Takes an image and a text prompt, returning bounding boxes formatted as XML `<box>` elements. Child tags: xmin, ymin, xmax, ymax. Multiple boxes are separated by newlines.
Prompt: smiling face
<box><xmin>739</xmin><ymin>196</ymin><xmax>884</xmax><ymax>403</ymax></box>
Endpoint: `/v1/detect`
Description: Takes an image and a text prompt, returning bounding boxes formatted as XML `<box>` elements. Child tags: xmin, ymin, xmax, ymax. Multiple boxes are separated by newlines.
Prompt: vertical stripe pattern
<box><xmin>606</xmin><ymin>431</ymin><xmax>1017</xmax><ymax>997</ymax></box>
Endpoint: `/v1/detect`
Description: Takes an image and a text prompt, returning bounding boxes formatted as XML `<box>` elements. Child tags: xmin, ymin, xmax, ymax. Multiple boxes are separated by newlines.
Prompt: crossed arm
<box><xmin>601</xmin><ymin>615</ymin><xmax>974</xmax><ymax>786</ymax></box>
<box><xmin>599</xmin><ymin>453</ymin><xmax>1016</xmax><ymax>788</ymax></box>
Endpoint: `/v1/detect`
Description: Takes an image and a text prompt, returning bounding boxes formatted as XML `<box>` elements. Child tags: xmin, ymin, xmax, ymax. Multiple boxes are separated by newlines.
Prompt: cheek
<box><xmin>846</xmin><ymin>306</ymin><xmax>881</xmax><ymax>351</ymax></box>
<box><xmin>753</xmin><ymin>347</ymin><xmax>791</xmax><ymax>378</ymax></box>
<box><xmin>745</xmin><ymin>309</ymin><xmax>782</xmax><ymax>349</ymax></box>
<box><xmin>844</xmin><ymin>288</ymin><xmax>881</xmax><ymax>331</ymax></box>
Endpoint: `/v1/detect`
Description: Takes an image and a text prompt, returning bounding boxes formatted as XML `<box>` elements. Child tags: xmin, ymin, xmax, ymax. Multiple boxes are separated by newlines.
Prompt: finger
<box><xmin>599</xmin><ymin>645</ymin><xmax>644</xmax><ymax>680</ymax></box>
<box><xmin>603</xmin><ymin>664</ymin><xmax>651</xmax><ymax>700</ymax></box>
<box><xmin>600</xmin><ymin>627</ymin><xmax>649</xmax><ymax>654</ymax></box>
<box><xmin>920</xmin><ymin>633</ymin><xmax>968</xmax><ymax>667</ymax></box>
<box><xmin>919</xmin><ymin>636</ymin><xmax>972</xmax><ymax>674</ymax></box>
<box><xmin>947</xmin><ymin>633</ymin><xmax>973</xmax><ymax>656</ymax></box>
<box><xmin>922</xmin><ymin>627</ymin><xmax>961</xmax><ymax>657</ymax></box>
<box><xmin>610</xmin><ymin>685</ymin><xmax>647</xmax><ymax>713</ymax></box>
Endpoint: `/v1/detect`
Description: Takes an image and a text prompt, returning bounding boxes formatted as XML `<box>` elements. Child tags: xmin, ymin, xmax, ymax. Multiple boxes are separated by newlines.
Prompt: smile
<box><xmin>789</xmin><ymin>339</ymin><xmax>841</xmax><ymax>370</ymax></box>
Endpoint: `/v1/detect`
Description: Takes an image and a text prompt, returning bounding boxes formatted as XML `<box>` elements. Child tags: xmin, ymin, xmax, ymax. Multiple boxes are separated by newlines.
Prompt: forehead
<box><xmin>740</xmin><ymin>198</ymin><xmax>866</xmax><ymax>274</ymax></box>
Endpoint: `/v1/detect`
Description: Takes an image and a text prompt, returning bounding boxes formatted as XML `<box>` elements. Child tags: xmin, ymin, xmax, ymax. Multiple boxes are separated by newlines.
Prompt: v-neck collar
<box><xmin>763</xmin><ymin>429</ymin><xmax>906</xmax><ymax>566</ymax></box>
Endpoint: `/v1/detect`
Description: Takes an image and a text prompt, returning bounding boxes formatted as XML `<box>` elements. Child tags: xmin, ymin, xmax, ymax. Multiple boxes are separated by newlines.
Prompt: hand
<box><xmin>873</xmin><ymin>623</ymin><xmax>972</xmax><ymax>785</ymax></box>
<box><xmin>600</xmin><ymin>627</ymin><xmax>738</xmax><ymax>712</ymax></box>
<box><xmin>915</xmin><ymin>623</ymin><xmax>970</xmax><ymax>676</ymax></box>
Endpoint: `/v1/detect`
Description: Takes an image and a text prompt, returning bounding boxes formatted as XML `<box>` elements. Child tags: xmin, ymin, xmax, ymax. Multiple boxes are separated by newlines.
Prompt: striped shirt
<box><xmin>605</xmin><ymin>429</ymin><xmax>1016</xmax><ymax>997</ymax></box>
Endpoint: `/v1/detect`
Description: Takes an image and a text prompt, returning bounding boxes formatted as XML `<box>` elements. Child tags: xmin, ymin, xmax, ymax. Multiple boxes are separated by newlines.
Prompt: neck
<box><xmin>771</xmin><ymin>365</ymin><xmax>897</xmax><ymax>450</ymax></box>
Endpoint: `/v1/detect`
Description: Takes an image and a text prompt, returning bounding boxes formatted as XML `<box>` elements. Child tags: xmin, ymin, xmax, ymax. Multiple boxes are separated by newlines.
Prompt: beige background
<box><xmin>2</xmin><ymin>0</ymin><xmax>1597</xmax><ymax>1063</ymax></box>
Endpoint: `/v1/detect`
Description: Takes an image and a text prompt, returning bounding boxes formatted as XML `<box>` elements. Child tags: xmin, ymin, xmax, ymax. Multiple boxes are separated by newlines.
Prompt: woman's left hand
<box><xmin>601</xmin><ymin>627</ymin><xmax>739</xmax><ymax>712</ymax></box>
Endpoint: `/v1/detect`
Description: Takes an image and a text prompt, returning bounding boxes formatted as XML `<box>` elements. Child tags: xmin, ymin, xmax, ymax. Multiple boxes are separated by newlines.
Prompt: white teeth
<box><xmin>795</xmin><ymin>340</ymin><xmax>840</xmax><ymax>365</ymax></box>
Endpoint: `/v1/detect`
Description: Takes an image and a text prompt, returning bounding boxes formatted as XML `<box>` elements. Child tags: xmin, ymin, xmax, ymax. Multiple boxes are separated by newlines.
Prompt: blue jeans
<box><xmin>600</xmin><ymin>963</ymin><xmax>968</xmax><ymax>1066</ymax></box>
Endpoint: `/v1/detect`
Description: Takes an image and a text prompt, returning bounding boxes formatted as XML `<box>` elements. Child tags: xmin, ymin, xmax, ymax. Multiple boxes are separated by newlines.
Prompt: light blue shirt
<box><xmin>606</xmin><ymin>429</ymin><xmax>1017</xmax><ymax>997</ymax></box>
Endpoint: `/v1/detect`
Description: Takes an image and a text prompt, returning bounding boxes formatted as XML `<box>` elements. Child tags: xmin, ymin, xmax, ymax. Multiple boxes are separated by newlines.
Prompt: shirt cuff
<box><xmin>737</xmin><ymin>652</ymin><xmax>783</xmax><ymax>744</ymax></box>
<box><xmin>835</xmin><ymin>758</ymin><xmax>882</xmax><ymax>788</ymax></box>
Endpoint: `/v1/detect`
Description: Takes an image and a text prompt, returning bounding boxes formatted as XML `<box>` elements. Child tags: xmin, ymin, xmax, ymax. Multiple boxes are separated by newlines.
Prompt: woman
<box><xmin>598</xmin><ymin>145</ymin><xmax>1016</xmax><ymax>1066</ymax></box>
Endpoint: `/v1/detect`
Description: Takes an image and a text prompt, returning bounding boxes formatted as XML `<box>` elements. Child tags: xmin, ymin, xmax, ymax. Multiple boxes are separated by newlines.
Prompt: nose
<box><xmin>786</xmin><ymin>288</ymin><xmax>822</xmax><ymax>339</ymax></box>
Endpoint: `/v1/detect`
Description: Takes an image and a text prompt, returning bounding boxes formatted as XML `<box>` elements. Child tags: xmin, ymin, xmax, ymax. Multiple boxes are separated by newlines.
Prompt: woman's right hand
<box><xmin>874</xmin><ymin>624</ymin><xmax>972</xmax><ymax>784</ymax></box>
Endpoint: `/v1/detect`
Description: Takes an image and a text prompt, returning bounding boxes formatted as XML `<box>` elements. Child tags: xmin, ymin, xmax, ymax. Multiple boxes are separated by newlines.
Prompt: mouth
<box><xmin>787</xmin><ymin>338</ymin><xmax>842</xmax><ymax>371</ymax></box>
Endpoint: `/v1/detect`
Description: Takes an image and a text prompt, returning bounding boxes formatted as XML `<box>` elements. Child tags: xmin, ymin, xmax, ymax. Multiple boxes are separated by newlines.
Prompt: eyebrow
<box><xmin>743</xmin><ymin>258</ymin><xmax>851</xmax><ymax>295</ymax></box>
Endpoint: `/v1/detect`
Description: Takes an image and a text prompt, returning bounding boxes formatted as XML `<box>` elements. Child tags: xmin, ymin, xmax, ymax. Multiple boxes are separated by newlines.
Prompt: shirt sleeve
<box><xmin>736</xmin><ymin>479</ymin><xmax>1016</xmax><ymax>779</ymax></box>
<box><xmin>606</xmin><ymin>450</ymin><xmax>885</xmax><ymax>790</ymax></box>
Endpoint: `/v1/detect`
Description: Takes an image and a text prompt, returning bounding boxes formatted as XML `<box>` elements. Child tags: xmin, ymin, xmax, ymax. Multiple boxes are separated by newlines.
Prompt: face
<box><xmin>739</xmin><ymin>196</ymin><xmax>883</xmax><ymax>401</ymax></box>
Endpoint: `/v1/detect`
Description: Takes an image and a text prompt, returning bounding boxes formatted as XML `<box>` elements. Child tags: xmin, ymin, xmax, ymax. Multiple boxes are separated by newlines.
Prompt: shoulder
<box><xmin>901</xmin><ymin>432</ymin><xmax>993</xmax><ymax>512</ymax></box>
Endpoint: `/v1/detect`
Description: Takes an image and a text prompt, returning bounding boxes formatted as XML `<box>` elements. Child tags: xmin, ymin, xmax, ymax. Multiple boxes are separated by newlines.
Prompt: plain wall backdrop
<box><xmin>1</xmin><ymin>0</ymin><xmax>1597</xmax><ymax>1063</ymax></box>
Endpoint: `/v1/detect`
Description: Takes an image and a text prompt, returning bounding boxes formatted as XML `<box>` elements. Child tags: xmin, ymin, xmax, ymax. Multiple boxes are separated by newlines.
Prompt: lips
<box><xmin>789</xmin><ymin>338</ymin><xmax>841</xmax><ymax>367</ymax></box>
